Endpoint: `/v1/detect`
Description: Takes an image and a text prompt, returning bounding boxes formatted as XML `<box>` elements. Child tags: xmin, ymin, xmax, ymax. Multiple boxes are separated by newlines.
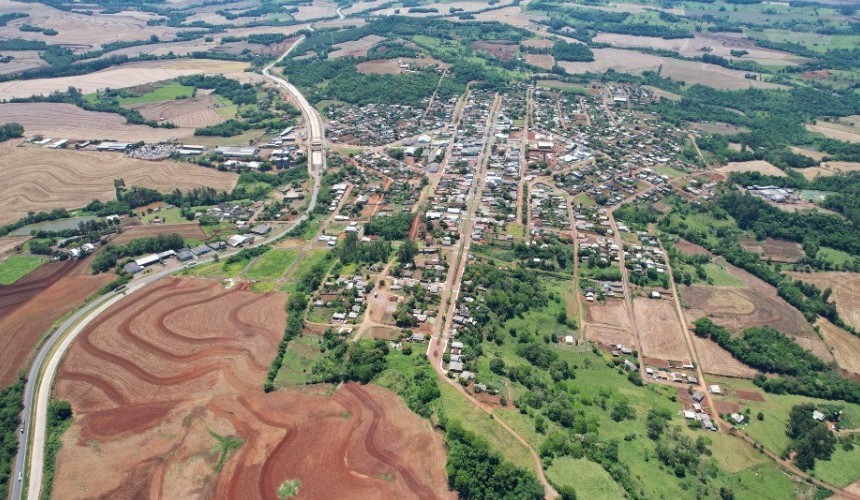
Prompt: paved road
<box><xmin>13</xmin><ymin>35</ymin><xmax>327</xmax><ymax>500</ymax></box>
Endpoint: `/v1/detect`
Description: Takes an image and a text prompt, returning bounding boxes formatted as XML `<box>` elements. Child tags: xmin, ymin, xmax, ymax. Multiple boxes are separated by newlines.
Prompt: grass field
<box><xmin>213</xmin><ymin>95</ymin><xmax>238</xmax><ymax>119</ymax></box>
<box><xmin>817</xmin><ymin>246</ymin><xmax>855</xmax><ymax>267</ymax></box>
<box><xmin>0</xmin><ymin>254</ymin><xmax>45</xmax><ymax>284</ymax></box>
<box><xmin>281</xmin><ymin>249</ymin><xmax>330</xmax><ymax>293</ymax></box>
<box><xmin>275</xmin><ymin>335</ymin><xmax>323</xmax><ymax>387</ymax></box>
<box><xmin>702</xmin><ymin>262</ymin><xmax>746</xmax><ymax>287</ymax></box>
<box><xmin>546</xmin><ymin>457</ymin><xmax>625</xmax><ymax>500</ymax></box>
<box><xmin>245</xmin><ymin>249</ymin><xmax>298</xmax><ymax>280</ymax></box>
<box><xmin>118</xmin><ymin>82</ymin><xmax>195</xmax><ymax>105</ymax></box>
<box><xmin>708</xmin><ymin>375</ymin><xmax>860</xmax><ymax>487</ymax></box>
<box><xmin>653</xmin><ymin>164</ymin><xmax>687</xmax><ymax>178</ymax></box>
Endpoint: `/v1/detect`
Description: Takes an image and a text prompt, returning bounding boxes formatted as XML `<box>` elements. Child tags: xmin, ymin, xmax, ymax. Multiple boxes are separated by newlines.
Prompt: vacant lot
<box><xmin>584</xmin><ymin>299</ymin><xmax>633</xmax><ymax>347</ymax></box>
<box><xmin>0</xmin><ymin>141</ymin><xmax>237</xmax><ymax>225</ymax></box>
<box><xmin>633</xmin><ymin>297</ymin><xmax>691</xmax><ymax>364</ymax></box>
<box><xmin>787</xmin><ymin>271</ymin><xmax>860</xmax><ymax>331</ymax></box>
<box><xmin>0</xmin><ymin>103</ymin><xmax>190</xmax><ymax>142</ymax></box>
<box><xmin>112</xmin><ymin>223</ymin><xmax>207</xmax><ymax>245</ymax></box>
<box><xmin>739</xmin><ymin>237</ymin><xmax>804</xmax><ymax>263</ymax></box>
<box><xmin>693</xmin><ymin>336</ymin><xmax>757</xmax><ymax>378</ymax></box>
<box><xmin>53</xmin><ymin>278</ymin><xmax>451</xmax><ymax>499</ymax></box>
<box><xmin>329</xmin><ymin>34</ymin><xmax>386</xmax><ymax>59</ymax></box>
<box><xmin>718</xmin><ymin>160</ymin><xmax>786</xmax><ymax>177</ymax></box>
<box><xmin>682</xmin><ymin>266</ymin><xmax>832</xmax><ymax>362</ymax></box>
<box><xmin>0</xmin><ymin>59</ymin><xmax>248</xmax><ymax>99</ymax></box>
<box><xmin>0</xmin><ymin>256</ymin><xmax>109</xmax><ymax>387</ymax></box>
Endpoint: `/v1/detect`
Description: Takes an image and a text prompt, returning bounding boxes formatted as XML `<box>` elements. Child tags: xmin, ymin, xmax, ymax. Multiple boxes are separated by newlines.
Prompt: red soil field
<box><xmin>584</xmin><ymin>299</ymin><xmax>634</xmax><ymax>347</ymax></box>
<box><xmin>693</xmin><ymin>336</ymin><xmax>756</xmax><ymax>379</ymax></box>
<box><xmin>633</xmin><ymin>297</ymin><xmax>692</xmax><ymax>364</ymax></box>
<box><xmin>53</xmin><ymin>278</ymin><xmax>450</xmax><ymax>499</ymax></box>
<box><xmin>0</xmin><ymin>257</ymin><xmax>110</xmax><ymax>387</ymax></box>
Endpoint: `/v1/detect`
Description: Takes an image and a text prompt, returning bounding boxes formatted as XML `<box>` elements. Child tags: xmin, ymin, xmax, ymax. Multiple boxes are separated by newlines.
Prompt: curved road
<box><xmin>13</xmin><ymin>34</ymin><xmax>326</xmax><ymax>500</ymax></box>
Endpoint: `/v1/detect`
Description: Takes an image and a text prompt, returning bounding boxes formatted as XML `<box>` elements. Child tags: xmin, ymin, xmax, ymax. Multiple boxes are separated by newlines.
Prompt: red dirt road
<box><xmin>53</xmin><ymin>277</ymin><xmax>451</xmax><ymax>499</ymax></box>
<box><xmin>0</xmin><ymin>257</ymin><xmax>109</xmax><ymax>387</ymax></box>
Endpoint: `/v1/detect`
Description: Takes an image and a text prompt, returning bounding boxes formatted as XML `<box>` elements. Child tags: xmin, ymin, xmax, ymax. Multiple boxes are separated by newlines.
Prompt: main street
<box><xmin>13</xmin><ymin>35</ymin><xmax>326</xmax><ymax>500</ymax></box>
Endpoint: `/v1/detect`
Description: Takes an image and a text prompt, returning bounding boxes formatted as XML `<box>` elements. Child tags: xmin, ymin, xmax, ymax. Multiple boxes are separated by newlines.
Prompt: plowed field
<box><xmin>53</xmin><ymin>278</ymin><xmax>450</xmax><ymax>499</ymax></box>
<box><xmin>0</xmin><ymin>257</ymin><xmax>110</xmax><ymax>387</ymax></box>
<box><xmin>633</xmin><ymin>297</ymin><xmax>691</xmax><ymax>364</ymax></box>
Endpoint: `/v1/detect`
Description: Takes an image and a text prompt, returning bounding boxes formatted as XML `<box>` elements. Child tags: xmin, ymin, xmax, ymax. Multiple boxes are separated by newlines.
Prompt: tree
<box><xmin>398</xmin><ymin>239</ymin><xmax>418</xmax><ymax>264</ymax></box>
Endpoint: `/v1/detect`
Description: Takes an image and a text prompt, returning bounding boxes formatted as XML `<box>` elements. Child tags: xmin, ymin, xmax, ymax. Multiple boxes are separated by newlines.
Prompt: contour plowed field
<box><xmin>0</xmin><ymin>257</ymin><xmax>109</xmax><ymax>387</ymax></box>
<box><xmin>53</xmin><ymin>278</ymin><xmax>450</xmax><ymax>499</ymax></box>
<box><xmin>0</xmin><ymin>141</ymin><xmax>237</xmax><ymax>225</ymax></box>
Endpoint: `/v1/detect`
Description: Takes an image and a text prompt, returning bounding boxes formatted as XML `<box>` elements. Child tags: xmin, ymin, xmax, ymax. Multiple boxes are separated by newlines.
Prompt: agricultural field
<box><xmin>53</xmin><ymin>278</ymin><xmax>451</xmax><ymax>498</ymax></box>
<box><xmin>0</xmin><ymin>59</ymin><xmax>248</xmax><ymax>99</ymax></box>
<box><xmin>0</xmin><ymin>141</ymin><xmax>237</xmax><ymax>225</ymax></box>
<box><xmin>244</xmin><ymin>249</ymin><xmax>298</xmax><ymax>280</ymax></box>
<box><xmin>738</xmin><ymin>237</ymin><xmax>805</xmax><ymax>264</ymax></box>
<box><xmin>787</xmin><ymin>271</ymin><xmax>860</xmax><ymax>331</ymax></box>
<box><xmin>0</xmin><ymin>256</ymin><xmax>109</xmax><ymax>387</ymax></box>
<box><xmin>127</xmin><ymin>93</ymin><xmax>232</xmax><ymax>129</ymax></box>
<box><xmin>717</xmin><ymin>160</ymin><xmax>787</xmax><ymax>177</ymax></box>
<box><xmin>584</xmin><ymin>299</ymin><xmax>634</xmax><ymax>347</ymax></box>
<box><xmin>0</xmin><ymin>103</ymin><xmax>192</xmax><ymax>142</ymax></box>
<box><xmin>111</xmin><ymin>223</ymin><xmax>207</xmax><ymax>246</ymax></box>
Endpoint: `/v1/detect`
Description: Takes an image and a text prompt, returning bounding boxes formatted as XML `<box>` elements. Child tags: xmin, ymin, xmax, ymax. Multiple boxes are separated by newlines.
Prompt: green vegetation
<box><xmin>336</xmin><ymin>232</ymin><xmax>391</xmax><ymax>265</ymax></box>
<box><xmin>551</xmin><ymin>40</ymin><xmax>594</xmax><ymax>63</ymax></box>
<box><xmin>0</xmin><ymin>122</ymin><xmax>24</xmax><ymax>142</ymax></box>
<box><xmin>116</xmin><ymin>81</ymin><xmax>195</xmax><ymax>105</ymax></box>
<box><xmin>209</xmin><ymin>431</ymin><xmax>243</xmax><ymax>473</ymax></box>
<box><xmin>546</xmin><ymin>456</ymin><xmax>626</xmax><ymax>500</ymax></box>
<box><xmin>42</xmin><ymin>400</ymin><xmax>73</xmax><ymax>500</ymax></box>
<box><xmin>245</xmin><ymin>249</ymin><xmax>298</xmax><ymax>280</ymax></box>
<box><xmin>0</xmin><ymin>255</ymin><xmax>46</xmax><ymax>285</ymax></box>
<box><xmin>277</xmin><ymin>479</ymin><xmax>301</xmax><ymax>499</ymax></box>
<box><xmin>784</xmin><ymin>403</ymin><xmax>836</xmax><ymax>471</ymax></box>
<box><xmin>0</xmin><ymin>377</ymin><xmax>25</xmax><ymax>494</ymax></box>
<box><xmin>364</xmin><ymin>212</ymin><xmax>414</xmax><ymax>241</ymax></box>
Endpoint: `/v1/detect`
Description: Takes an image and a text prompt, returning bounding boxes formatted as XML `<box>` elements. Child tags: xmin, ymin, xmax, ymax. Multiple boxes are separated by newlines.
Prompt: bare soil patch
<box><xmin>0</xmin><ymin>141</ymin><xmax>237</xmax><ymax>225</ymax></box>
<box><xmin>330</xmin><ymin>34</ymin><xmax>386</xmax><ymax>59</ymax></box>
<box><xmin>584</xmin><ymin>300</ymin><xmax>633</xmax><ymax>347</ymax></box>
<box><xmin>794</xmin><ymin>162</ymin><xmax>860</xmax><ymax>180</ymax></box>
<box><xmin>691</xmin><ymin>122</ymin><xmax>748</xmax><ymax>135</ymax></box>
<box><xmin>807</xmin><ymin>121</ymin><xmax>860</xmax><ymax>143</ymax></box>
<box><xmin>633</xmin><ymin>298</ymin><xmax>691</xmax><ymax>363</ymax></box>
<box><xmin>739</xmin><ymin>237</ymin><xmax>804</xmax><ymax>263</ymax></box>
<box><xmin>674</xmin><ymin>239</ymin><xmax>709</xmax><ymax>256</ymax></box>
<box><xmin>473</xmin><ymin>6</ymin><xmax>541</xmax><ymax>28</ymax></box>
<box><xmin>0</xmin><ymin>256</ymin><xmax>109</xmax><ymax>387</ymax></box>
<box><xmin>357</xmin><ymin>56</ymin><xmax>446</xmax><ymax>75</ymax></box>
<box><xmin>53</xmin><ymin>278</ymin><xmax>451</xmax><ymax>499</ymax></box>
<box><xmin>471</xmin><ymin>40</ymin><xmax>518</xmax><ymax>60</ymax></box>
<box><xmin>521</xmin><ymin>38</ymin><xmax>554</xmax><ymax>50</ymax></box>
<box><xmin>0</xmin><ymin>103</ymin><xmax>191</xmax><ymax>142</ymax></box>
<box><xmin>735</xmin><ymin>389</ymin><xmax>765</xmax><ymax>402</ymax></box>
<box><xmin>0</xmin><ymin>59</ymin><xmax>247</xmax><ymax>99</ymax></box>
<box><xmin>524</xmin><ymin>53</ymin><xmax>554</xmax><ymax>70</ymax></box>
<box><xmin>693</xmin><ymin>336</ymin><xmax>756</xmax><ymax>378</ymax></box>
<box><xmin>0</xmin><ymin>236</ymin><xmax>29</xmax><ymax>256</ymax></box>
<box><xmin>682</xmin><ymin>265</ymin><xmax>830</xmax><ymax>361</ymax></box>
<box><xmin>112</xmin><ymin>223</ymin><xmax>206</xmax><ymax>245</ymax></box>
<box><xmin>787</xmin><ymin>271</ymin><xmax>860</xmax><ymax>331</ymax></box>
<box><xmin>815</xmin><ymin>319</ymin><xmax>860</xmax><ymax>376</ymax></box>
<box><xmin>718</xmin><ymin>160</ymin><xmax>786</xmax><ymax>177</ymax></box>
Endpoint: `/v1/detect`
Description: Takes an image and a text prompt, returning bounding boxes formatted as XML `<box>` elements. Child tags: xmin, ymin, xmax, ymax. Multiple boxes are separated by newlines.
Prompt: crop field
<box><xmin>0</xmin><ymin>254</ymin><xmax>44</xmax><ymax>285</ymax></box>
<box><xmin>787</xmin><ymin>271</ymin><xmax>860</xmax><ymax>331</ymax></box>
<box><xmin>583</xmin><ymin>299</ymin><xmax>633</xmax><ymax>347</ymax></box>
<box><xmin>633</xmin><ymin>297</ymin><xmax>691</xmax><ymax>364</ymax></box>
<box><xmin>0</xmin><ymin>103</ymin><xmax>191</xmax><ymax>142</ymax></box>
<box><xmin>0</xmin><ymin>50</ymin><xmax>48</xmax><ymax>76</ymax></box>
<box><xmin>0</xmin><ymin>3</ymin><xmax>180</xmax><ymax>49</ymax></box>
<box><xmin>718</xmin><ymin>160</ymin><xmax>787</xmax><ymax>177</ymax></box>
<box><xmin>806</xmin><ymin>121</ymin><xmax>860</xmax><ymax>143</ymax></box>
<box><xmin>329</xmin><ymin>35</ymin><xmax>386</xmax><ymax>59</ymax></box>
<box><xmin>471</xmin><ymin>40</ymin><xmax>518</xmax><ymax>61</ymax></box>
<box><xmin>681</xmin><ymin>266</ymin><xmax>832</xmax><ymax>361</ymax></box>
<box><xmin>592</xmin><ymin>32</ymin><xmax>805</xmax><ymax>66</ymax></box>
<box><xmin>473</xmin><ymin>6</ymin><xmax>541</xmax><ymax>28</ymax></box>
<box><xmin>128</xmin><ymin>93</ymin><xmax>228</xmax><ymax>130</ymax></box>
<box><xmin>0</xmin><ymin>256</ymin><xmax>109</xmax><ymax>387</ymax></box>
<box><xmin>0</xmin><ymin>59</ymin><xmax>248</xmax><ymax>99</ymax></box>
<box><xmin>815</xmin><ymin>319</ymin><xmax>860</xmax><ymax>375</ymax></box>
<box><xmin>0</xmin><ymin>236</ymin><xmax>29</xmax><ymax>256</ymax></box>
<box><xmin>244</xmin><ymin>249</ymin><xmax>298</xmax><ymax>280</ymax></box>
<box><xmin>794</xmin><ymin>161</ymin><xmax>860</xmax><ymax>180</ymax></box>
<box><xmin>0</xmin><ymin>141</ymin><xmax>237</xmax><ymax>225</ymax></box>
<box><xmin>112</xmin><ymin>223</ymin><xmax>207</xmax><ymax>245</ymax></box>
<box><xmin>739</xmin><ymin>237</ymin><xmax>804</xmax><ymax>263</ymax></box>
<box><xmin>524</xmin><ymin>53</ymin><xmax>554</xmax><ymax>70</ymax></box>
<box><xmin>292</xmin><ymin>0</ymin><xmax>339</xmax><ymax>20</ymax></box>
<box><xmin>53</xmin><ymin>278</ymin><xmax>450</xmax><ymax>499</ymax></box>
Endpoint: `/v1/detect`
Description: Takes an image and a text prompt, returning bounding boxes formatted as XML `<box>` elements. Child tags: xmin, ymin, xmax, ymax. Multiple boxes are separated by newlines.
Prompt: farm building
<box><xmin>214</xmin><ymin>146</ymin><xmax>259</xmax><ymax>158</ymax></box>
<box><xmin>96</xmin><ymin>142</ymin><xmax>131</xmax><ymax>152</ymax></box>
<box><xmin>250</xmin><ymin>224</ymin><xmax>272</xmax><ymax>236</ymax></box>
<box><xmin>134</xmin><ymin>254</ymin><xmax>161</xmax><ymax>267</ymax></box>
<box><xmin>227</xmin><ymin>234</ymin><xmax>253</xmax><ymax>247</ymax></box>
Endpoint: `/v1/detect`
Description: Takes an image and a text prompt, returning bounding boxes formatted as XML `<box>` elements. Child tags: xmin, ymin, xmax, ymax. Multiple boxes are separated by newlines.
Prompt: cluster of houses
<box><xmin>325</xmin><ymin>100</ymin><xmax>451</xmax><ymax>146</ymax></box>
<box><xmin>681</xmin><ymin>386</ymin><xmax>725</xmax><ymax>432</ymax></box>
<box><xmin>530</xmin><ymin>184</ymin><xmax>569</xmax><ymax>230</ymax></box>
<box><xmin>313</xmin><ymin>274</ymin><xmax>373</xmax><ymax>324</ymax></box>
<box><xmin>421</xmin><ymin>90</ymin><xmax>496</xmax><ymax>247</ymax></box>
<box><xmin>624</xmin><ymin>233</ymin><xmax>668</xmax><ymax>277</ymax></box>
<box><xmin>578</xmin><ymin>237</ymin><xmax>621</xmax><ymax>269</ymax></box>
<box><xmin>746</xmin><ymin>185</ymin><xmax>800</xmax><ymax>204</ymax></box>
<box><xmin>122</xmin><ymin>240</ymin><xmax>230</xmax><ymax>275</ymax></box>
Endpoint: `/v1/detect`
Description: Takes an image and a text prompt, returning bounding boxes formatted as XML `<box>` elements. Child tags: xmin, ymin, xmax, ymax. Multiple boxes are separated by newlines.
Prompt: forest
<box><xmin>0</xmin><ymin>377</ymin><xmax>25</xmax><ymax>494</ymax></box>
